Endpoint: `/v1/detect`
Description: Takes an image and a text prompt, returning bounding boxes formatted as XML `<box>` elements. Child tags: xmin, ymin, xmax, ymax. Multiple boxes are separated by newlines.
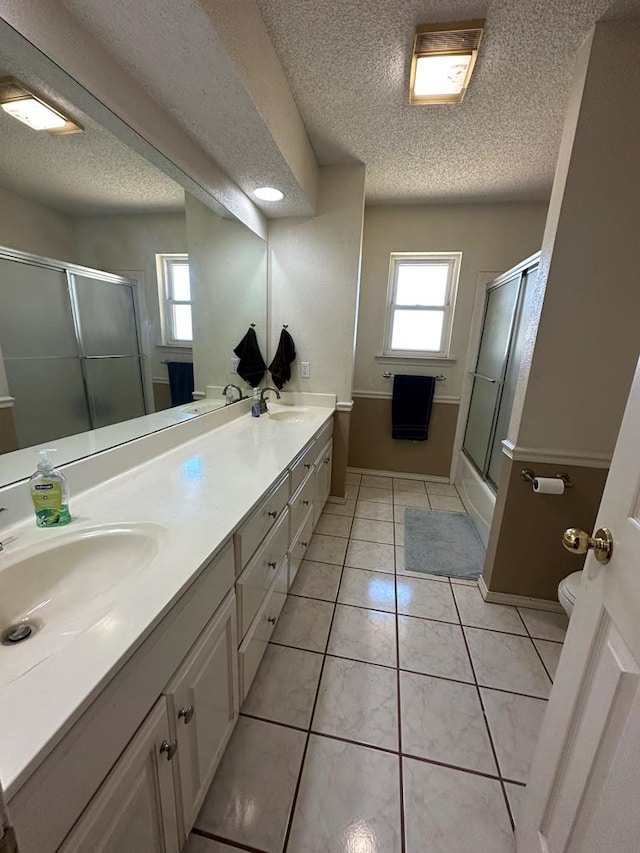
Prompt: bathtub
<box><xmin>454</xmin><ymin>452</ymin><xmax>496</xmax><ymax>548</ymax></box>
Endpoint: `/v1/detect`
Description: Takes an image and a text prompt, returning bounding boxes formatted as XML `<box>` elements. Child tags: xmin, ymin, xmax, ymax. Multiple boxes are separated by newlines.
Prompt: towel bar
<box><xmin>382</xmin><ymin>372</ymin><xmax>445</xmax><ymax>381</ymax></box>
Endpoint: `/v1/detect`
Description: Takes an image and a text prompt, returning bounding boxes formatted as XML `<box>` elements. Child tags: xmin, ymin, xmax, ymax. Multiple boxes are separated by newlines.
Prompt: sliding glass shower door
<box><xmin>463</xmin><ymin>258</ymin><xmax>539</xmax><ymax>490</ymax></box>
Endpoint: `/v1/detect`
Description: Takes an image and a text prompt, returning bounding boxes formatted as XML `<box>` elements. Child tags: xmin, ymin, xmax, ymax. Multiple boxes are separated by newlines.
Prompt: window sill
<box><xmin>375</xmin><ymin>353</ymin><xmax>457</xmax><ymax>365</ymax></box>
<box><xmin>157</xmin><ymin>343</ymin><xmax>193</xmax><ymax>352</ymax></box>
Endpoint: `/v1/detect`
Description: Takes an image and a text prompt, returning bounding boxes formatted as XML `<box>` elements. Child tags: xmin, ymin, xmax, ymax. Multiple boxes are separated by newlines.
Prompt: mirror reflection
<box><xmin>0</xmin><ymin>58</ymin><xmax>267</xmax><ymax>486</ymax></box>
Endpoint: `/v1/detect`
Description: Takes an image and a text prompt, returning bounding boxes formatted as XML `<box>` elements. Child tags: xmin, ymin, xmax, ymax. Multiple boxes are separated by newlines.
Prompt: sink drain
<box><xmin>2</xmin><ymin>622</ymin><xmax>37</xmax><ymax>645</ymax></box>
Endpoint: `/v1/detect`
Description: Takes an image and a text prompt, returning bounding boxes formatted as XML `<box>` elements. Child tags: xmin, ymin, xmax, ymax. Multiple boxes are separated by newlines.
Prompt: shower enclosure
<box><xmin>0</xmin><ymin>247</ymin><xmax>148</xmax><ymax>449</ymax></box>
<box><xmin>458</xmin><ymin>253</ymin><xmax>540</xmax><ymax>540</ymax></box>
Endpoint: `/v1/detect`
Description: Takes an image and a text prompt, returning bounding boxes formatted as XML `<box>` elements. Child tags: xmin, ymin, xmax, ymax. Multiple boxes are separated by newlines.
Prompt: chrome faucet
<box><xmin>0</xmin><ymin>507</ymin><xmax>7</xmax><ymax>554</ymax></box>
<box><xmin>259</xmin><ymin>386</ymin><xmax>281</xmax><ymax>414</ymax></box>
<box><xmin>222</xmin><ymin>384</ymin><xmax>245</xmax><ymax>405</ymax></box>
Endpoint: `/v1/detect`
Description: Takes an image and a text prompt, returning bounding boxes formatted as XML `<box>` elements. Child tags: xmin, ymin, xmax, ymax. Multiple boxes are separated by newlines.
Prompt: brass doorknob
<box><xmin>562</xmin><ymin>527</ymin><xmax>613</xmax><ymax>564</ymax></box>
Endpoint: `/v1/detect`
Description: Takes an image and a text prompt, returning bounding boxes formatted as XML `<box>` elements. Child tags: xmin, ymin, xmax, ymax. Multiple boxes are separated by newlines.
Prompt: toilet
<box><xmin>558</xmin><ymin>570</ymin><xmax>583</xmax><ymax>616</ymax></box>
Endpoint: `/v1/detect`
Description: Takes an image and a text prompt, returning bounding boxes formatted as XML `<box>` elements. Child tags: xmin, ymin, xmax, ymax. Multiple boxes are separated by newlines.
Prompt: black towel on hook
<box><xmin>391</xmin><ymin>375</ymin><xmax>436</xmax><ymax>441</ymax></box>
<box><xmin>233</xmin><ymin>327</ymin><xmax>266</xmax><ymax>387</ymax></box>
<box><xmin>268</xmin><ymin>329</ymin><xmax>297</xmax><ymax>390</ymax></box>
<box><xmin>166</xmin><ymin>361</ymin><xmax>194</xmax><ymax>406</ymax></box>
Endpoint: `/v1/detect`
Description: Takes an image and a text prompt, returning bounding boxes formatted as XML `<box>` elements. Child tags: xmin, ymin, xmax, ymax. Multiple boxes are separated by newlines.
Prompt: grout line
<box><xmin>393</xmin><ymin>515</ymin><xmax>407</xmax><ymax>853</ymax></box>
<box><xmin>451</xmin><ymin>589</ymin><xmax>516</xmax><ymax>833</ymax></box>
<box><xmin>239</xmin><ymin>712</ymin><xmax>308</xmax><ymax>733</ymax></box>
<box><xmin>190</xmin><ymin>827</ymin><xmax>268</xmax><ymax>853</ymax></box>
<box><xmin>516</xmin><ymin>607</ymin><xmax>557</xmax><ymax>686</ymax></box>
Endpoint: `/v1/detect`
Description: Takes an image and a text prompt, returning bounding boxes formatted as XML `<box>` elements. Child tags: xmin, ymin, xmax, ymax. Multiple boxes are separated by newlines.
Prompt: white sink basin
<box><xmin>269</xmin><ymin>408</ymin><xmax>310</xmax><ymax>423</ymax></box>
<box><xmin>0</xmin><ymin>523</ymin><xmax>166</xmax><ymax>686</ymax></box>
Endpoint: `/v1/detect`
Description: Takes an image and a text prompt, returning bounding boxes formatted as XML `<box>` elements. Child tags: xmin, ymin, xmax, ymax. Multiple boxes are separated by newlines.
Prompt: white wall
<box><xmin>268</xmin><ymin>164</ymin><xmax>366</xmax><ymax>404</ymax></box>
<box><xmin>72</xmin><ymin>211</ymin><xmax>188</xmax><ymax>381</ymax></box>
<box><xmin>0</xmin><ymin>185</ymin><xmax>76</xmax><ymax>260</ymax></box>
<box><xmin>185</xmin><ymin>193</ymin><xmax>267</xmax><ymax>394</ymax></box>
<box><xmin>354</xmin><ymin>202</ymin><xmax>548</xmax><ymax>400</ymax></box>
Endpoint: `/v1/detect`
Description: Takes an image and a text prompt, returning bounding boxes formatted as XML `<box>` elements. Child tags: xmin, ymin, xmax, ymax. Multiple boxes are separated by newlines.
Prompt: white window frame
<box><xmin>383</xmin><ymin>252</ymin><xmax>462</xmax><ymax>359</ymax></box>
<box><xmin>156</xmin><ymin>253</ymin><xmax>192</xmax><ymax>347</ymax></box>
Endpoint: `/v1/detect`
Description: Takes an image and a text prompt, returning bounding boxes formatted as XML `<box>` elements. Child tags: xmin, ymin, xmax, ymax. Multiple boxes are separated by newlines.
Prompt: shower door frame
<box><xmin>0</xmin><ymin>245</ymin><xmax>151</xmax><ymax>433</ymax></box>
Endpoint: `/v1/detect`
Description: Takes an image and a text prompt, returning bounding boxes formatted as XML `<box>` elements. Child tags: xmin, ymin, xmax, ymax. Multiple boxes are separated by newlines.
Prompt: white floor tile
<box><xmin>290</xmin><ymin>560</ymin><xmax>342</xmax><ymax>601</ymax></box>
<box><xmin>394</xmin><ymin>523</ymin><xmax>405</xmax><ymax>545</ymax></box>
<box><xmin>398</xmin><ymin>616</ymin><xmax>474</xmax><ymax>682</ymax></box>
<box><xmin>355</xmin><ymin>500</ymin><xmax>395</xmax><ymax>522</ymax></box>
<box><xmin>504</xmin><ymin>782</ymin><xmax>527</xmax><ymax>826</ymax></box>
<box><xmin>288</xmin><ymin>736</ymin><xmax>402</xmax><ymax>853</ymax></box>
<box><xmin>533</xmin><ymin>638</ymin><xmax>563</xmax><ymax>680</ymax></box>
<box><xmin>345</xmin><ymin>471</ymin><xmax>362</xmax><ymax>485</ymax></box>
<box><xmin>361</xmin><ymin>474</ymin><xmax>393</xmax><ymax>488</ymax></box>
<box><xmin>481</xmin><ymin>687</ymin><xmax>548</xmax><ymax>783</ymax></box>
<box><xmin>328</xmin><ymin>604</ymin><xmax>397</xmax><ymax>666</ymax></box>
<box><xmin>346</xmin><ymin>539</ymin><xmax>395</xmax><ymax>574</ymax></box>
<box><xmin>338</xmin><ymin>567</ymin><xmax>396</xmax><ymax>612</ymax></box>
<box><xmin>396</xmin><ymin>576</ymin><xmax>458</xmax><ymax>622</ymax></box>
<box><xmin>393</xmin><ymin>478</ymin><xmax>427</xmax><ymax>493</ymax></box>
<box><xmin>242</xmin><ymin>644</ymin><xmax>323</xmax><ymax>728</ymax></box>
<box><xmin>393</xmin><ymin>491</ymin><xmax>430</xmax><ymax>508</ymax></box>
<box><xmin>271</xmin><ymin>596</ymin><xmax>334</xmax><ymax>653</ymax></box>
<box><xmin>358</xmin><ymin>486</ymin><xmax>393</xmax><ymax>504</ymax></box>
<box><xmin>344</xmin><ymin>483</ymin><xmax>359</xmax><ymax>499</ymax></box>
<box><xmin>403</xmin><ymin>758</ymin><xmax>516</xmax><ymax>853</ymax></box>
<box><xmin>195</xmin><ymin>717</ymin><xmax>305</xmax><ymax>852</ymax></box>
<box><xmin>313</xmin><ymin>657</ymin><xmax>398</xmax><ymax>749</ymax></box>
<box><xmin>401</xmin><ymin>671</ymin><xmax>497</xmax><ymax>774</ymax></box>
<box><xmin>183</xmin><ymin>835</ymin><xmax>241</xmax><ymax>853</ymax></box>
<box><xmin>518</xmin><ymin>607</ymin><xmax>569</xmax><ymax>642</ymax></box>
<box><xmin>324</xmin><ymin>498</ymin><xmax>356</xmax><ymax>517</ymax></box>
<box><xmin>452</xmin><ymin>585</ymin><xmax>528</xmax><ymax>635</ymax></box>
<box><xmin>429</xmin><ymin>495</ymin><xmax>466</xmax><ymax>512</ymax></box>
<box><xmin>350</xmin><ymin>517</ymin><xmax>395</xmax><ymax>544</ymax></box>
<box><xmin>315</xmin><ymin>512</ymin><xmax>353</xmax><ymax>538</ymax></box>
<box><xmin>465</xmin><ymin>628</ymin><xmax>552</xmax><ymax>698</ymax></box>
<box><xmin>425</xmin><ymin>482</ymin><xmax>459</xmax><ymax>496</ymax></box>
<box><xmin>305</xmin><ymin>532</ymin><xmax>348</xmax><ymax>565</ymax></box>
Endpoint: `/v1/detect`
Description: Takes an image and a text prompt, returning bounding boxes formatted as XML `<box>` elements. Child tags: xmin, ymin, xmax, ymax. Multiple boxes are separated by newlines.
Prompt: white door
<box><xmin>518</xmin><ymin>358</ymin><xmax>640</xmax><ymax>853</ymax></box>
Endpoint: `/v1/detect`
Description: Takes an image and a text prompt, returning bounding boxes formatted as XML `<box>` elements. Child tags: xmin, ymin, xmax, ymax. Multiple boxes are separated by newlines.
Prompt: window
<box><xmin>383</xmin><ymin>252</ymin><xmax>461</xmax><ymax>357</ymax></box>
<box><xmin>156</xmin><ymin>254</ymin><xmax>192</xmax><ymax>346</ymax></box>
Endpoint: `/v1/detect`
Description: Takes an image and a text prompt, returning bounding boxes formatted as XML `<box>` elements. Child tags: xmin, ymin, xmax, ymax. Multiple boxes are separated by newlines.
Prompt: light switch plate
<box><xmin>300</xmin><ymin>361</ymin><xmax>310</xmax><ymax>378</ymax></box>
<box><xmin>230</xmin><ymin>357</ymin><xmax>240</xmax><ymax>373</ymax></box>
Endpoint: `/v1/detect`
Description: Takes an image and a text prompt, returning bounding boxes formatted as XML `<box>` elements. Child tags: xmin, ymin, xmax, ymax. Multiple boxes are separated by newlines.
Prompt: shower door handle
<box><xmin>471</xmin><ymin>373</ymin><xmax>498</xmax><ymax>383</ymax></box>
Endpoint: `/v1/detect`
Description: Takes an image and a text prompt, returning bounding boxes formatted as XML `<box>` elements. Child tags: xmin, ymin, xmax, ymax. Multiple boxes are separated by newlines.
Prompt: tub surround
<box><xmin>0</xmin><ymin>394</ymin><xmax>335</xmax><ymax>800</ymax></box>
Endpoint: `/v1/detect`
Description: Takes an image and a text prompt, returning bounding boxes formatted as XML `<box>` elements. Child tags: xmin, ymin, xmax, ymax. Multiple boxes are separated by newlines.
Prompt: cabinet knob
<box><xmin>324</xmin><ymin>458</ymin><xmax>330</xmax><ymax>464</ymax></box>
<box><xmin>159</xmin><ymin>740</ymin><xmax>178</xmax><ymax>761</ymax></box>
<box><xmin>304</xmin><ymin>463</ymin><xmax>311</xmax><ymax>469</ymax></box>
<box><xmin>268</xmin><ymin>510</ymin><xmax>278</xmax><ymax>519</ymax></box>
<box><xmin>300</xmin><ymin>541</ymin><xmax>308</xmax><ymax>547</ymax></box>
<box><xmin>268</xmin><ymin>561</ymin><xmax>277</xmax><ymax>569</ymax></box>
<box><xmin>267</xmin><ymin>616</ymin><xmax>277</xmax><ymax>625</ymax></box>
<box><xmin>302</xmin><ymin>500</ymin><xmax>310</xmax><ymax>506</ymax></box>
<box><xmin>178</xmin><ymin>705</ymin><xmax>194</xmax><ymax>725</ymax></box>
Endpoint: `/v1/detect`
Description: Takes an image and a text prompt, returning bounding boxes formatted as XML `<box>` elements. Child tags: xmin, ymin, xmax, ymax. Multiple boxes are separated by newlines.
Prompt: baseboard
<box><xmin>478</xmin><ymin>576</ymin><xmax>564</xmax><ymax>613</ymax></box>
<box><xmin>327</xmin><ymin>495</ymin><xmax>347</xmax><ymax>505</ymax></box>
<box><xmin>347</xmin><ymin>466</ymin><xmax>449</xmax><ymax>483</ymax></box>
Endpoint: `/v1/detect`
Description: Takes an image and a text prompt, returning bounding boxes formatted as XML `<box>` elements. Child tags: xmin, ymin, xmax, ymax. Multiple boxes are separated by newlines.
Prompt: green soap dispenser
<box><xmin>30</xmin><ymin>449</ymin><xmax>72</xmax><ymax>527</ymax></box>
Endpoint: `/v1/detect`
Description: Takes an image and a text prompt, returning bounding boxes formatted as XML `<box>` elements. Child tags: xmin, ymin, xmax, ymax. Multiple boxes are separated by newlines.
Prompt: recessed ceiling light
<box><xmin>254</xmin><ymin>187</ymin><xmax>285</xmax><ymax>201</ymax></box>
<box><xmin>410</xmin><ymin>20</ymin><xmax>485</xmax><ymax>105</ymax></box>
<box><xmin>0</xmin><ymin>76</ymin><xmax>83</xmax><ymax>135</ymax></box>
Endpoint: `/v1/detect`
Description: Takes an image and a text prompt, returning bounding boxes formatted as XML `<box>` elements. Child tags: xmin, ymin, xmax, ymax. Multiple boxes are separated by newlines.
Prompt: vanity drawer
<box><xmin>289</xmin><ymin>440</ymin><xmax>317</xmax><ymax>494</ymax></box>
<box><xmin>288</xmin><ymin>506</ymin><xmax>314</xmax><ymax>588</ymax></box>
<box><xmin>238</xmin><ymin>561</ymin><xmax>288</xmax><ymax>701</ymax></box>
<box><xmin>289</xmin><ymin>470</ymin><xmax>314</xmax><ymax>540</ymax></box>
<box><xmin>236</xmin><ymin>509</ymin><xmax>289</xmax><ymax>639</ymax></box>
<box><xmin>235</xmin><ymin>474</ymin><xmax>289</xmax><ymax>571</ymax></box>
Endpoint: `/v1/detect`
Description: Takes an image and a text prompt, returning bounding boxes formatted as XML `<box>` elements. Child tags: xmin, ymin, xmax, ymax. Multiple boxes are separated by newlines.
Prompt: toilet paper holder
<box><xmin>520</xmin><ymin>469</ymin><xmax>573</xmax><ymax>488</ymax></box>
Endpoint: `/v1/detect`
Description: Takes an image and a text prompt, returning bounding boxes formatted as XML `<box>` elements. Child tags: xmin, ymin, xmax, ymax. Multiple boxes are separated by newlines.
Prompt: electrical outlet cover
<box><xmin>230</xmin><ymin>357</ymin><xmax>240</xmax><ymax>373</ymax></box>
<box><xmin>300</xmin><ymin>361</ymin><xmax>310</xmax><ymax>378</ymax></box>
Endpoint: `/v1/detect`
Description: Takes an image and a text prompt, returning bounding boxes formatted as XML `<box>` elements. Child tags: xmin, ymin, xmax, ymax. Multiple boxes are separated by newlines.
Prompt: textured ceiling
<box><xmin>0</xmin><ymin>64</ymin><xmax>185</xmax><ymax>216</ymax></box>
<box><xmin>256</xmin><ymin>0</ymin><xmax>640</xmax><ymax>204</ymax></box>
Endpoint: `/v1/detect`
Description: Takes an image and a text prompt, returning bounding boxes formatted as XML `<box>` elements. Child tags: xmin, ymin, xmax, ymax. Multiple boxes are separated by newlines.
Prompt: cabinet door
<box><xmin>313</xmin><ymin>439</ymin><xmax>333</xmax><ymax>526</ymax></box>
<box><xmin>59</xmin><ymin>699</ymin><xmax>179</xmax><ymax>853</ymax></box>
<box><xmin>165</xmin><ymin>591</ymin><xmax>239</xmax><ymax>839</ymax></box>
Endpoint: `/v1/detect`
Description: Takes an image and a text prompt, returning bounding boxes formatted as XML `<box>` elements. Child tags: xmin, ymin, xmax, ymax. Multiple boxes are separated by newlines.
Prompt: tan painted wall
<box><xmin>484</xmin><ymin>457</ymin><xmax>607</xmax><ymax>600</ymax></box>
<box><xmin>0</xmin><ymin>185</ymin><xmax>76</xmax><ymax>260</ymax></box>
<box><xmin>349</xmin><ymin>399</ymin><xmax>458</xmax><ymax>478</ymax></box>
<box><xmin>0</xmin><ymin>407</ymin><xmax>18</xmax><ymax>454</ymax></box>
<box><xmin>184</xmin><ymin>193</ymin><xmax>267</xmax><ymax>395</ymax></box>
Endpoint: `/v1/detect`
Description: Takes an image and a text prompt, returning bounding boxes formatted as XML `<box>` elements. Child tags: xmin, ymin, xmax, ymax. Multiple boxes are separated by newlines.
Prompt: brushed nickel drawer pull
<box><xmin>159</xmin><ymin>740</ymin><xmax>177</xmax><ymax>761</ymax></box>
<box><xmin>304</xmin><ymin>463</ymin><xmax>311</xmax><ymax>469</ymax></box>
<box><xmin>267</xmin><ymin>616</ymin><xmax>277</xmax><ymax>625</ymax></box>
<box><xmin>178</xmin><ymin>705</ymin><xmax>194</xmax><ymax>725</ymax></box>
<box><xmin>268</xmin><ymin>561</ymin><xmax>277</xmax><ymax>569</ymax></box>
<box><xmin>302</xmin><ymin>500</ymin><xmax>310</xmax><ymax>506</ymax></box>
<box><xmin>268</xmin><ymin>510</ymin><xmax>278</xmax><ymax>519</ymax></box>
<box><xmin>300</xmin><ymin>541</ymin><xmax>309</xmax><ymax>547</ymax></box>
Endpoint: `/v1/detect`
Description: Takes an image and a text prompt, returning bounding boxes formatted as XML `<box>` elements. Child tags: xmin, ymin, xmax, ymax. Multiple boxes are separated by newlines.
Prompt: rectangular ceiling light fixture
<box><xmin>410</xmin><ymin>20</ymin><xmax>485</xmax><ymax>105</ymax></box>
<box><xmin>0</xmin><ymin>76</ymin><xmax>83</xmax><ymax>135</ymax></box>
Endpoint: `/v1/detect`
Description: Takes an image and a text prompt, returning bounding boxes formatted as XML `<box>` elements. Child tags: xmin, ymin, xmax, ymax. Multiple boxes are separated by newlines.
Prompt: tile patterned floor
<box><xmin>187</xmin><ymin>473</ymin><xmax>568</xmax><ymax>853</ymax></box>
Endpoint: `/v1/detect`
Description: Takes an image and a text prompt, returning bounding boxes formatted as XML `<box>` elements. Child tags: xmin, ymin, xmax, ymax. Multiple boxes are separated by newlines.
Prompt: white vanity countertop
<box><xmin>0</xmin><ymin>401</ymin><xmax>334</xmax><ymax>798</ymax></box>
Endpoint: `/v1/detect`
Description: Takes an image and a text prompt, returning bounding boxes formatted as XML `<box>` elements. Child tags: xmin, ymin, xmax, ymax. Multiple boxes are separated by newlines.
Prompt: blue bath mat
<box><xmin>404</xmin><ymin>509</ymin><xmax>485</xmax><ymax>579</ymax></box>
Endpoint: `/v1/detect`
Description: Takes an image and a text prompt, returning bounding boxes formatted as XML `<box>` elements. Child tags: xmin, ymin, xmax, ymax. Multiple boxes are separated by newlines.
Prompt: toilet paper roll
<box><xmin>533</xmin><ymin>477</ymin><xmax>565</xmax><ymax>495</ymax></box>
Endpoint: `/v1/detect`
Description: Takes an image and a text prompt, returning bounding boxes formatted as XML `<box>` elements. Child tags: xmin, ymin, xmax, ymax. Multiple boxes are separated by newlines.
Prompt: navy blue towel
<box><xmin>391</xmin><ymin>375</ymin><xmax>436</xmax><ymax>441</ymax></box>
<box><xmin>234</xmin><ymin>327</ymin><xmax>266</xmax><ymax>387</ymax></box>
<box><xmin>167</xmin><ymin>361</ymin><xmax>194</xmax><ymax>406</ymax></box>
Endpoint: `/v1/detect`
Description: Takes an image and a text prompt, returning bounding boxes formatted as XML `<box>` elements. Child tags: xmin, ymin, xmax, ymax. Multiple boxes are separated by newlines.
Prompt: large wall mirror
<box><xmin>0</xmin><ymin>26</ymin><xmax>268</xmax><ymax>487</ymax></box>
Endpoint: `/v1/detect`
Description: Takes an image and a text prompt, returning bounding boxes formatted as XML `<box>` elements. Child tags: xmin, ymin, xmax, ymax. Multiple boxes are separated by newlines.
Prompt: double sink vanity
<box><xmin>0</xmin><ymin>395</ymin><xmax>335</xmax><ymax>852</ymax></box>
